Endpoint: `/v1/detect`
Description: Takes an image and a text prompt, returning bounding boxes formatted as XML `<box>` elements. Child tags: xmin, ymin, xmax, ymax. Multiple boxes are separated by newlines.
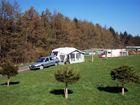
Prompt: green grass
<box><xmin>0</xmin><ymin>55</ymin><xmax>140</xmax><ymax>105</ymax></box>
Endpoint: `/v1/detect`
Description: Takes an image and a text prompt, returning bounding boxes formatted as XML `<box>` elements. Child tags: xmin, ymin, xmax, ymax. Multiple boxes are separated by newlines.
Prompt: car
<box><xmin>29</xmin><ymin>56</ymin><xmax>59</xmax><ymax>70</ymax></box>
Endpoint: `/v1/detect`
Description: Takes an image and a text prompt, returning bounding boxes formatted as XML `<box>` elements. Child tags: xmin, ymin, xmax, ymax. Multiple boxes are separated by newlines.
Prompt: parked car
<box><xmin>29</xmin><ymin>56</ymin><xmax>59</xmax><ymax>70</ymax></box>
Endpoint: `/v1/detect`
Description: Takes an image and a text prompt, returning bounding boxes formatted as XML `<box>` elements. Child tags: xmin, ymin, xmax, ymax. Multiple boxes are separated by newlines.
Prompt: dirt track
<box><xmin>18</xmin><ymin>65</ymin><xmax>30</xmax><ymax>72</ymax></box>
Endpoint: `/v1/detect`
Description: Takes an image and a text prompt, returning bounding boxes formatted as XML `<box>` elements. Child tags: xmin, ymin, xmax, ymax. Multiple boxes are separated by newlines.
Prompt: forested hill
<box><xmin>0</xmin><ymin>0</ymin><xmax>140</xmax><ymax>63</ymax></box>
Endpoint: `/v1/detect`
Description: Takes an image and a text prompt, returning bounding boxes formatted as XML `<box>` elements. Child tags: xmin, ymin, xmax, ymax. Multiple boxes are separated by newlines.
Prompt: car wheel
<box><xmin>40</xmin><ymin>65</ymin><xmax>44</xmax><ymax>70</ymax></box>
<box><xmin>54</xmin><ymin>63</ymin><xmax>58</xmax><ymax>66</ymax></box>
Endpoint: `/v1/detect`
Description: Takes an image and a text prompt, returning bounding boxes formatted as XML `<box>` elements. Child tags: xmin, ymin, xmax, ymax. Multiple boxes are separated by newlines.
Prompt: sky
<box><xmin>10</xmin><ymin>0</ymin><xmax>140</xmax><ymax>36</ymax></box>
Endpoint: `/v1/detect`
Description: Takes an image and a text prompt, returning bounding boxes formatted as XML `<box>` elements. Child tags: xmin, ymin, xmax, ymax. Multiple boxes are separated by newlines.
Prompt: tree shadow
<box><xmin>97</xmin><ymin>86</ymin><xmax>128</xmax><ymax>93</ymax></box>
<box><xmin>50</xmin><ymin>89</ymin><xmax>73</xmax><ymax>97</ymax></box>
<box><xmin>0</xmin><ymin>81</ymin><xmax>20</xmax><ymax>86</ymax></box>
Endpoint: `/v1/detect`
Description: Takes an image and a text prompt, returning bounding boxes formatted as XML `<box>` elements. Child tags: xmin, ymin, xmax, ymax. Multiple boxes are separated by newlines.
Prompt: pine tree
<box><xmin>111</xmin><ymin>65</ymin><xmax>139</xmax><ymax>95</ymax></box>
<box><xmin>55</xmin><ymin>66</ymin><xmax>80</xmax><ymax>99</ymax></box>
<box><xmin>0</xmin><ymin>61</ymin><xmax>18</xmax><ymax>86</ymax></box>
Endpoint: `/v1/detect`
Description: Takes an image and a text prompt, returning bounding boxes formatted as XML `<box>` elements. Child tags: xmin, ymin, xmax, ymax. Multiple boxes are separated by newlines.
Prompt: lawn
<box><xmin>0</xmin><ymin>55</ymin><xmax>140</xmax><ymax>105</ymax></box>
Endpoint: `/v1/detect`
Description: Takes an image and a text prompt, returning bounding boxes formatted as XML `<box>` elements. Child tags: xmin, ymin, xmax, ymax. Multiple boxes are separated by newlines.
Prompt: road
<box><xmin>18</xmin><ymin>65</ymin><xmax>30</xmax><ymax>72</ymax></box>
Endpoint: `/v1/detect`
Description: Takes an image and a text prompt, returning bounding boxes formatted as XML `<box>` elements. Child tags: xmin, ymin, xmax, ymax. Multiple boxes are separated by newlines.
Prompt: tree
<box><xmin>0</xmin><ymin>0</ymin><xmax>22</xmax><ymax>64</ymax></box>
<box><xmin>111</xmin><ymin>65</ymin><xmax>139</xmax><ymax>95</ymax></box>
<box><xmin>55</xmin><ymin>66</ymin><xmax>80</xmax><ymax>99</ymax></box>
<box><xmin>109</xmin><ymin>27</ymin><xmax>122</xmax><ymax>48</ymax></box>
<box><xmin>0</xmin><ymin>0</ymin><xmax>139</xmax><ymax>65</ymax></box>
<box><xmin>0</xmin><ymin>61</ymin><xmax>18</xmax><ymax>86</ymax></box>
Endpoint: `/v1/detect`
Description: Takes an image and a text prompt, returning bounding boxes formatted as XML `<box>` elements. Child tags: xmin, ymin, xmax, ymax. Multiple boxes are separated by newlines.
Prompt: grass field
<box><xmin>0</xmin><ymin>55</ymin><xmax>140</xmax><ymax>105</ymax></box>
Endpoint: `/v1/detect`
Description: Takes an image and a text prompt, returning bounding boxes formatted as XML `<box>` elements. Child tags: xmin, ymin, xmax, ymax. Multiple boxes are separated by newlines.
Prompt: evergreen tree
<box><xmin>0</xmin><ymin>61</ymin><xmax>18</xmax><ymax>86</ymax></box>
<box><xmin>111</xmin><ymin>65</ymin><xmax>139</xmax><ymax>95</ymax></box>
<box><xmin>55</xmin><ymin>66</ymin><xmax>80</xmax><ymax>99</ymax></box>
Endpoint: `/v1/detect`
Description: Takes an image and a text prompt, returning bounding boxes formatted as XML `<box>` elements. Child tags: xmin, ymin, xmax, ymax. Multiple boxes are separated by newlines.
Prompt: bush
<box><xmin>0</xmin><ymin>61</ymin><xmax>18</xmax><ymax>86</ymax></box>
<box><xmin>111</xmin><ymin>65</ymin><xmax>139</xmax><ymax>95</ymax></box>
<box><xmin>55</xmin><ymin>66</ymin><xmax>80</xmax><ymax>99</ymax></box>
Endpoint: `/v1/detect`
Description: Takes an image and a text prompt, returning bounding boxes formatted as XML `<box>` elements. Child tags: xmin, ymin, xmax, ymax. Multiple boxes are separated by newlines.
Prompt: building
<box><xmin>126</xmin><ymin>46</ymin><xmax>140</xmax><ymax>54</ymax></box>
<box><xmin>126</xmin><ymin>46</ymin><xmax>140</xmax><ymax>51</ymax></box>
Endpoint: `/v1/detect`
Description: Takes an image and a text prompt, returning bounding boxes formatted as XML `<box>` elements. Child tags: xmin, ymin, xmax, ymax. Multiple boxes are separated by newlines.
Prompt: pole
<box><xmin>92</xmin><ymin>48</ymin><xmax>94</xmax><ymax>62</ymax></box>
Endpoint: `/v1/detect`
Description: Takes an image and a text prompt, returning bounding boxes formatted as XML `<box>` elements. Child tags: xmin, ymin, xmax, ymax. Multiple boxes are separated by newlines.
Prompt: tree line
<box><xmin>0</xmin><ymin>0</ymin><xmax>140</xmax><ymax>64</ymax></box>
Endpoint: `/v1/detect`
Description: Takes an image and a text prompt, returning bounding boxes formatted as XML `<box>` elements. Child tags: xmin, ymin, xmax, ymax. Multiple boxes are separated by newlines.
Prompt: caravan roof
<box><xmin>52</xmin><ymin>47</ymin><xmax>82</xmax><ymax>55</ymax></box>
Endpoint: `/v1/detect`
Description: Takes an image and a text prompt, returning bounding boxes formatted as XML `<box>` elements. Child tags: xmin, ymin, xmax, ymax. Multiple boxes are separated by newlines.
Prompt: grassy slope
<box><xmin>0</xmin><ymin>55</ymin><xmax>140</xmax><ymax>105</ymax></box>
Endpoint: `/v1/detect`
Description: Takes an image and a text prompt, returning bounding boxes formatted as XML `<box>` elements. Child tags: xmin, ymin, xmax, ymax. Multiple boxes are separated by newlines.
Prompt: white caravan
<box><xmin>99</xmin><ymin>49</ymin><xmax>128</xmax><ymax>58</ymax></box>
<box><xmin>51</xmin><ymin>47</ymin><xmax>85</xmax><ymax>64</ymax></box>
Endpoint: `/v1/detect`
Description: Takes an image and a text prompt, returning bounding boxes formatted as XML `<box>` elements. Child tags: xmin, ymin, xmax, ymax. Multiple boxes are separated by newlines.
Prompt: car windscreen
<box><xmin>36</xmin><ymin>57</ymin><xmax>45</xmax><ymax>62</ymax></box>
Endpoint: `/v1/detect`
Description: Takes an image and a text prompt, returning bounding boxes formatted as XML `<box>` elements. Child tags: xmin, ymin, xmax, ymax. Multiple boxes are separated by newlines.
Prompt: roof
<box><xmin>52</xmin><ymin>47</ymin><xmax>83</xmax><ymax>55</ymax></box>
<box><xmin>126</xmin><ymin>46</ymin><xmax>140</xmax><ymax>49</ymax></box>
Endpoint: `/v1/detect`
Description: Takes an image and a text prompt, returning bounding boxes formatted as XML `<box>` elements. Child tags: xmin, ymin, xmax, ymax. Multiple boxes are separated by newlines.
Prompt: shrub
<box><xmin>111</xmin><ymin>65</ymin><xmax>139</xmax><ymax>95</ymax></box>
<box><xmin>0</xmin><ymin>61</ymin><xmax>18</xmax><ymax>86</ymax></box>
<box><xmin>55</xmin><ymin>66</ymin><xmax>80</xmax><ymax>99</ymax></box>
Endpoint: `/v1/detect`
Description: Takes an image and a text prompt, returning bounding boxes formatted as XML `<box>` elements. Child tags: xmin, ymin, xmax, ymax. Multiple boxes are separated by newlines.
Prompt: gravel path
<box><xmin>18</xmin><ymin>65</ymin><xmax>30</xmax><ymax>72</ymax></box>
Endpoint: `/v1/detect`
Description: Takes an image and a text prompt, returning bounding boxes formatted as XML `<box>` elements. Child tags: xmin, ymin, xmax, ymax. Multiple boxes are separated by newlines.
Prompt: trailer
<box><xmin>99</xmin><ymin>49</ymin><xmax>128</xmax><ymax>58</ymax></box>
<box><xmin>51</xmin><ymin>47</ymin><xmax>85</xmax><ymax>64</ymax></box>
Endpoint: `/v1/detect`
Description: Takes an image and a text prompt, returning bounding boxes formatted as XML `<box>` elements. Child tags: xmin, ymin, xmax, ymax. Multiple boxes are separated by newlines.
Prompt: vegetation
<box><xmin>111</xmin><ymin>65</ymin><xmax>140</xmax><ymax>95</ymax></box>
<box><xmin>0</xmin><ymin>55</ymin><xmax>140</xmax><ymax>105</ymax></box>
<box><xmin>0</xmin><ymin>61</ymin><xmax>18</xmax><ymax>86</ymax></box>
<box><xmin>55</xmin><ymin>66</ymin><xmax>80</xmax><ymax>99</ymax></box>
<box><xmin>0</xmin><ymin>0</ymin><xmax>140</xmax><ymax>64</ymax></box>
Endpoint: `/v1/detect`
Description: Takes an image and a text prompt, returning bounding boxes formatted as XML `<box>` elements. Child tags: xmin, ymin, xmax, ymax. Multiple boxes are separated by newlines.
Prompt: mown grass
<box><xmin>0</xmin><ymin>55</ymin><xmax>140</xmax><ymax>105</ymax></box>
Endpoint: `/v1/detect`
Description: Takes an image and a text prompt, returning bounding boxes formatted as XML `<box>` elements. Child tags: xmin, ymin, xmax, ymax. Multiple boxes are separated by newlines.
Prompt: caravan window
<box><xmin>60</xmin><ymin>55</ymin><xmax>65</xmax><ymax>62</ymax></box>
<box><xmin>70</xmin><ymin>53</ymin><xmax>75</xmax><ymax>61</ymax></box>
<box><xmin>108</xmin><ymin>52</ymin><xmax>111</xmax><ymax>54</ymax></box>
<box><xmin>52</xmin><ymin>51</ymin><xmax>58</xmax><ymax>56</ymax></box>
<box><xmin>120</xmin><ymin>51</ymin><xmax>127</xmax><ymax>56</ymax></box>
<box><xmin>76</xmin><ymin>53</ymin><xmax>81</xmax><ymax>60</ymax></box>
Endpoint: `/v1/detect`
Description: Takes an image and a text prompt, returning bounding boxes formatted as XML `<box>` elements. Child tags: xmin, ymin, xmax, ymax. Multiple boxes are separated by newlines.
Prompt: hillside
<box><xmin>0</xmin><ymin>0</ymin><xmax>140</xmax><ymax>64</ymax></box>
<box><xmin>0</xmin><ymin>55</ymin><xmax>140</xmax><ymax>105</ymax></box>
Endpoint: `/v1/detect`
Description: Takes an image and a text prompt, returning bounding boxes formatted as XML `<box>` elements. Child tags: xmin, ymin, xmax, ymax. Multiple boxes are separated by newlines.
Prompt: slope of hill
<box><xmin>0</xmin><ymin>55</ymin><xmax>140</xmax><ymax>105</ymax></box>
<box><xmin>0</xmin><ymin>0</ymin><xmax>140</xmax><ymax>64</ymax></box>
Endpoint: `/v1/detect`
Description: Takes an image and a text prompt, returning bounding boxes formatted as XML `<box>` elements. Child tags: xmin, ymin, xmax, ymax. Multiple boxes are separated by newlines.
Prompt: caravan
<box><xmin>99</xmin><ymin>49</ymin><xmax>128</xmax><ymax>58</ymax></box>
<box><xmin>51</xmin><ymin>47</ymin><xmax>85</xmax><ymax>64</ymax></box>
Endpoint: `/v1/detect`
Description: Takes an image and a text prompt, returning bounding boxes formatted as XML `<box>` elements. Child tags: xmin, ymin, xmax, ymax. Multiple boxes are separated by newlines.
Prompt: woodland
<box><xmin>0</xmin><ymin>0</ymin><xmax>140</xmax><ymax>64</ymax></box>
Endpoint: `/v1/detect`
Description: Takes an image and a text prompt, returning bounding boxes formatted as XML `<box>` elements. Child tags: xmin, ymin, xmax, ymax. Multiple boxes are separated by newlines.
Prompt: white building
<box><xmin>99</xmin><ymin>49</ymin><xmax>128</xmax><ymax>58</ymax></box>
<box><xmin>51</xmin><ymin>47</ymin><xmax>85</xmax><ymax>64</ymax></box>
